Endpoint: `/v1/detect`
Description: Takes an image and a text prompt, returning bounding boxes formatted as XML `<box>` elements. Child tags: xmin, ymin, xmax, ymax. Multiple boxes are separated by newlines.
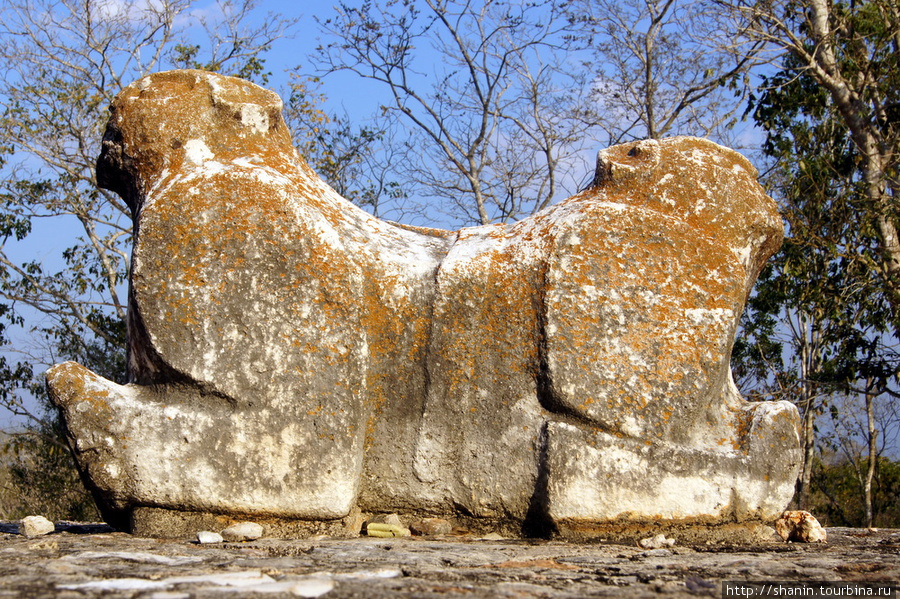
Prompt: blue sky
<box><xmin>254</xmin><ymin>1</ymin><xmax>389</xmax><ymax>129</ymax></box>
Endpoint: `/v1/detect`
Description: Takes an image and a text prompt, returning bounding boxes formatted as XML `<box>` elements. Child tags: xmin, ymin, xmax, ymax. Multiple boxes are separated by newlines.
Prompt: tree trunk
<box><xmin>797</xmin><ymin>385</ymin><xmax>816</xmax><ymax>510</ymax></box>
<box><xmin>795</xmin><ymin>312</ymin><xmax>818</xmax><ymax>510</ymax></box>
<box><xmin>864</xmin><ymin>388</ymin><xmax>878</xmax><ymax>528</ymax></box>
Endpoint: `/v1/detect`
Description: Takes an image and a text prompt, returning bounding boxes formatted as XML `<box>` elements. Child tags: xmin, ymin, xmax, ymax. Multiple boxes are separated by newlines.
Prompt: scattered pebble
<box><xmin>342</xmin><ymin>508</ymin><xmax>365</xmax><ymax>536</ymax></box>
<box><xmin>368</xmin><ymin>513</ymin><xmax>404</xmax><ymax>527</ymax></box>
<box><xmin>638</xmin><ymin>533</ymin><xmax>675</xmax><ymax>549</ymax></box>
<box><xmin>220</xmin><ymin>522</ymin><xmax>264</xmax><ymax>542</ymax></box>
<box><xmin>410</xmin><ymin>517</ymin><xmax>453</xmax><ymax>536</ymax></box>
<box><xmin>366</xmin><ymin>522</ymin><xmax>411</xmax><ymax>538</ymax></box>
<box><xmin>197</xmin><ymin>531</ymin><xmax>224</xmax><ymax>544</ymax></box>
<box><xmin>775</xmin><ymin>511</ymin><xmax>827</xmax><ymax>543</ymax></box>
<box><xmin>19</xmin><ymin>516</ymin><xmax>55</xmax><ymax>538</ymax></box>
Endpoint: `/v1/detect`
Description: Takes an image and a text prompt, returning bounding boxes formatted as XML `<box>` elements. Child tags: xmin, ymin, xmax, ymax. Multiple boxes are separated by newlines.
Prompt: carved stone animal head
<box><xmin>97</xmin><ymin>69</ymin><xmax>291</xmax><ymax>215</ymax></box>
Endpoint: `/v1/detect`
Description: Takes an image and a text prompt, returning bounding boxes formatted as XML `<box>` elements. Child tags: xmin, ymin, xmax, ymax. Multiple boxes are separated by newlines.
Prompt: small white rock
<box><xmin>287</xmin><ymin>577</ymin><xmax>335</xmax><ymax>597</ymax></box>
<box><xmin>366</xmin><ymin>522</ymin><xmax>411</xmax><ymax>538</ymax></box>
<box><xmin>19</xmin><ymin>515</ymin><xmax>55</xmax><ymax>537</ymax></box>
<box><xmin>639</xmin><ymin>533</ymin><xmax>675</xmax><ymax>549</ymax></box>
<box><xmin>220</xmin><ymin>521</ymin><xmax>263</xmax><ymax>542</ymax></box>
<box><xmin>196</xmin><ymin>530</ymin><xmax>224</xmax><ymax>544</ymax></box>
<box><xmin>369</xmin><ymin>513</ymin><xmax>404</xmax><ymax>527</ymax></box>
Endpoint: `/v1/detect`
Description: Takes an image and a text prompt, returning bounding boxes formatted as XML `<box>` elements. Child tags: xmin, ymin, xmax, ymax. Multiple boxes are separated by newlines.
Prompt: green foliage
<box><xmin>809</xmin><ymin>454</ymin><xmax>900</xmax><ymax>528</ymax></box>
<box><xmin>0</xmin><ymin>426</ymin><xmax>98</xmax><ymax>522</ymax></box>
<box><xmin>739</xmin><ymin>0</ymin><xmax>900</xmax><ymax>395</ymax></box>
<box><xmin>735</xmin><ymin>0</ymin><xmax>900</xmax><ymax>517</ymax></box>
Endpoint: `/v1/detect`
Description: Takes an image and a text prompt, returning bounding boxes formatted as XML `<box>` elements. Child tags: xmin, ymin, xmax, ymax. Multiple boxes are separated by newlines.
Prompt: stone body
<box><xmin>46</xmin><ymin>70</ymin><xmax>801</xmax><ymax>537</ymax></box>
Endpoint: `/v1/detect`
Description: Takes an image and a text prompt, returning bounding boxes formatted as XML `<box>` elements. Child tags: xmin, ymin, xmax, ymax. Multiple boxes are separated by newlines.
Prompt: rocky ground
<box><xmin>0</xmin><ymin>523</ymin><xmax>898</xmax><ymax>598</ymax></box>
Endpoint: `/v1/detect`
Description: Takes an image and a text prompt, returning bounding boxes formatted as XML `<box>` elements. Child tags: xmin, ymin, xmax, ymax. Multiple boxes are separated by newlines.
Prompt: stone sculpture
<box><xmin>46</xmin><ymin>70</ymin><xmax>801</xmax><ymax>539</ymax></box>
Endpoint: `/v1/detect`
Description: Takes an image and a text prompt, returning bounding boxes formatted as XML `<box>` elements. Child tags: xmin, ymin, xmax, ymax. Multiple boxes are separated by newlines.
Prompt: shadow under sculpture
<box><xmin>46</xmin><ymin>70</ymin><xmax>801</xmax><ymax>539</ymax></box>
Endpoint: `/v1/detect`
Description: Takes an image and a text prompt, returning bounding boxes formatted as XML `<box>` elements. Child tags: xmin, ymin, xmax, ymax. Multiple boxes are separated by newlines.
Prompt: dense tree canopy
<box><xmin>733</xmin><ymin>0</ymin><xmax>900</xmax><ymax>524</ymax></box>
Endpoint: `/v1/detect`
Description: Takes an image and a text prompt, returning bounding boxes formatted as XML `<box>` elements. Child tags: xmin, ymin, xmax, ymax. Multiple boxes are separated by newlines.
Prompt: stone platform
<box><xmin>0</xmin><ymin>523</ymin><xmax>897</xmax><ymax>597</ymax></box>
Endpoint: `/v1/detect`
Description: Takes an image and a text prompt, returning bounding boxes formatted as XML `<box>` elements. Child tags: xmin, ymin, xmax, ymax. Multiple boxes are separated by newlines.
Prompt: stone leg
<box><xmin>535</xmin><ymin>169</ymin><xmax>801</xmax><ymax>533</ymax></box>
<box><xmin>543</xmin><ymin>400</ymin><xmax>801</xmax><ymax>537</ymax></box>
<box><xmin>47</xmin><ymin>362</ymin><xmax>363</xmax><ymax>527</ymax></box>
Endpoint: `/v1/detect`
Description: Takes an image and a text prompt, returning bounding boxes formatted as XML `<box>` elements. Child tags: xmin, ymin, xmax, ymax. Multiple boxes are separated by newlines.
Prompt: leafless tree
<box><xmin>826</xmin><ymin>385</ymin><xmax>900</xmax><ymax>527</ymax></box>
<box><xmin>315</xmin><ymin>0</ymin><xmax>596</xmax><ymax>226</ymax></box>
<box><xmin>570</xmin><ymin>0</ymin><xmax>764</xmax><ymax>145</ymax></box>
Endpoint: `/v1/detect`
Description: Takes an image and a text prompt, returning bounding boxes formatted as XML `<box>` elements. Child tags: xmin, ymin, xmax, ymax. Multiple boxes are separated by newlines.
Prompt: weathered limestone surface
<box><xmin>1</xmin><ymin>523</ymin><xmax>899</xmax><ymax>598</ymax></box>
<box><xmin>46</xmin><ymin>70</ymin><xmax>801</xmax><ymax>537</ymax></box>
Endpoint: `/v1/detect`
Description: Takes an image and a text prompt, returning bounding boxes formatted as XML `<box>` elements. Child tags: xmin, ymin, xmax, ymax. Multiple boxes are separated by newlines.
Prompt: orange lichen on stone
<box><xmin>45</xmin><ymin>70</ymin><xmax>801</xmax><ymax>535</ymax></box>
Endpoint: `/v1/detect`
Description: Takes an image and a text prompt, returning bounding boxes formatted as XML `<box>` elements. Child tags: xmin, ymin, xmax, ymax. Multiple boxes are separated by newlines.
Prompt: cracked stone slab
<box><xmin>1</xmin><ymin>524</ymin><xmax>898</xmax><ymax>598</ymax></box>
